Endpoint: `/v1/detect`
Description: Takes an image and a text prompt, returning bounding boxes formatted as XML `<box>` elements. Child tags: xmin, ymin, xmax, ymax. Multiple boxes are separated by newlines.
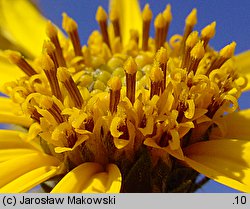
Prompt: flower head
<box><xmin>0</xmin><ymin>0</ymin><xmax>250</xmax><ymax>193</ymax></box>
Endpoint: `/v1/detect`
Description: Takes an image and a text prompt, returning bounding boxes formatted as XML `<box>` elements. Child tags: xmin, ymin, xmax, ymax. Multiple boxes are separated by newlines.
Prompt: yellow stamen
<box><xmin>162</xmin><ymin>4</ymin><xmax>172</xmax><ymax>42</ymax></box>
<box><xmin>181</xmin><ymin>31</ymin><xmax>199</xmax><ymax>68</ymax></box>
<box><xmin>43</xmin><ymin>40</ymin><xmax>59</xmax><ymax>69</ymax></box>
<box><xmin>46</xmin><ymin>21</ymin><xmax>66</xmax><ymax>67</ymax></box>
<box><xmin>62</xmin><ymin>13</ymin><xmax>83</xmax><ymax>57</ymax></box>
<box><xmin>190</xmin><ymin>41</ymin><xmax>205</xmax><ymax>60</ymax></box>
<box><xmin>40</xmin><ymin>96</ymin><xmax>64</xmax><ymax>123</ymax></box>
<box><xmin>188</xmin><ymin>41</ymin><xmax>205</xmax><ymax>73</ymax></box>
<box><xmin>110</xmin><ymin>8</ymin><xmax>121</xmax><ymax>39</ymax></box>
<box><xmin>142</xmin><ymin>4</ymin><xmax>153</xmax><ymax>51</ymax></box>
<box><xmin>150</xmin><ymin>61</ymin><xmax>164</xmax><ymax>98</ymax></box>
<box><xmin>219</xmin><ymin>41</ymin><xmax>236</xmax><ymax>58</ymax></box>
<box><xmin>7</xmin><ymin>50</ymin><xmax>37</xmax><ymax>76</ymax></box>
<box><xmin>31</xmin><ymin>108</ymin><xmax>42</xmax><ymax>122</ymax></box>
<box><xmin>57</xmin><ymin>67</ymin><xmax>83</xmax><ymax>108</ymax></box>
<box><xmin>130</xmin><ymin>29</ymin><xmax>139</xmax><ymax>44</ymax></box>
<box><xmin>96</xmin><ymin>6</ymin><xmax>110</xmax><ymax>48</ymax></box>
<box><xmin>108</xmin><ymin>76</ymin><xmax>121</xmax><ymax>113</ymax></box>
<box><xmin>25</xmin><ymin>105</ymin><xmax>42</xmax><ymax>122</ymax></box>
<box><xmin>208</xmin><ymin>41</ymin><xmax>236</xmax><ymax>73</ymax></box>
<box><xmin>180</xmin><ymin>9</ymin><xmax>197</xmax><ymax>53</ymax></box>
<box><xmin>40</xmin><ymin>54</ymin><xmax>63</xmax><ymax>101</ymax></box>
<box><xmin>154</xmin><ymin>13</ymin><xmax>166</xmax><ymax>51</ymax></box>
<box><xmin>155</xmin><ymin>47</ymin><xmax>168</xmax><ymax>91</ymax></box>
<box><xmin>201</xmin><ymin>21</ymin><xmax>216</xmax><ymax>48</ymax></box>
<box><xmin>124</xmin><ymin>57</ymin><xmax>137</xmax><ymax>104</ymax></box>
<box><xmin>111</xmin><ymin>37</ymin><xmax>122</xmax><ymax>54</ymax></box>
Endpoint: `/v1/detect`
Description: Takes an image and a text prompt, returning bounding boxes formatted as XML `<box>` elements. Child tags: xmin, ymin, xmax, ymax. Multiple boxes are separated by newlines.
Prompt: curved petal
<box><xmin>0</xmin><ymin>0</ymin><xmax>48</xmax><ymax>57</ymax></box>
<box><xmin>82</xmin><ymin>164</ymin><xmax>121</xmax><ymax>193</ymax></box>
<box><xmin>0</xmin><ymin>152</ymin><xmax>61</xmax><ymax>188</ymax></box>
<box><xmin>109</xmin><ymin>0</ymin><xmax>142</xmax><ymax>45</ymax></box>
<box><xmin>51</xmin><ymin>162</ymin><xmax>103</xmax><ymax>193</ymax></box>
<box><xmin>235</xmin><ymin>50</ymin><xmax>250</xmax><ymax>91</ymax></box>
<box><xmin>210</xmin><ymin>109</ymin><xmax>250</xmax><ymax>140</ymax></box>
<box><xmin>184</xmin><ymin>139</ymin><xmax>250</xmax><ymax>192</ymax></box>
<box><xmin>0</xmin><ymin>166</ymin><xmax>60</xmax><ymax>193</ymax></box>
<box><xmin>51</xmin><ymin>163</ymin><xmax>121</xmax><ymax>193</ymax></box>
<box><xmin>144</xmin><ymin>137</ymin><xmax>184</xmax><ymax>160</ymax></box>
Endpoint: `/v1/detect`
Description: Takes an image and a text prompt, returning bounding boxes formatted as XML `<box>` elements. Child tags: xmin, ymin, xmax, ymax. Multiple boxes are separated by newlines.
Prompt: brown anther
<box><xmin>180</xmin><ymin>9</ymin><xmax>197</xmax><ymax>54</ymax></box>
<box><xmin>57</xmin><ymin>67</ymin><xmax>83</xmax><ymax>108</ymax></box>
<box><xmin>181</xmin><ymin>31</ymin><xmax>199</xmax><ymax>68</ymax></box>
<box><xmin>66</xmin><ymin>128</ymin><xmax>77</xmax><ymax>148</ymax></box>
<box><xmin>201</xmin><ymin>21</ymin><xmax>216</xmax><ymax>48</ymax></box>
<box><xmin>43</xmin><ymin>40</ymin><xmax>59</xmax><ymax>69</ymax></box>
<box><xmin>40</xmin><ymin>96</ymin><xmax>64</xmax><ymax>123</ymax></box>
<box><xmin>162</xmin><ymin>4</ymin><xmax>172</xmax><ymax>43</ymax></box>
<box><xmin>96</xmin><ymin>6</ymin><xmax>110</xmax><ymax>48</ymax></box>
<box><xmin>28</xmin><ymin>107</ymin><xmax>42</xmax><ymax>122</ymax></box>
<box><xmin>124</xmin><ymin>57</ymin><xmax>137</xmax><ymax>104</ymax></box>
<box><xmin>142</xmin><ymin>4</ymin><xmax>153</xmax><ymax>50</ymax></box>
<box><xmin>108</xmin><ymin>76</ymin><xmax>121</xmax><ymax>113</ymax></box>
<box><xmin>150</xmin><ymin>61</ymin><xmax>164</xmax><ymax>99</ymax></box>
<box><xmin>110</xmin><ymin>8</ymin><xmax>121</xmax><ymax>39</ymax></box>
<box><xmin>40</xmin><ymin>54</ymin><xmax>63</xmax><ymax>101</ymax></box>
<box><xmin>154</xmin><ymin>13</ymin><xmax>166</xmax><ymax>51</ymax></box>
<box><xmin>7</xmin><ymin>50</ymin><xmax>37</xmax><ymax>76</ymax></box>
<box><xmin>46</xmin><ymin>21</ymin><xmax>66</xmax><ymax>67</ymax></box>
<box><xmin>158</xmin><ymin>131</ymin><xmax>171</xmax><ymax>147</ymax></box>
<box><xmin>155</xmin><ymin>47</ymin><xmax>168</xmax><ymax>91</ymax></box>
<box><xmin>62</xmin><ymin>13</ymin><xmax>83</xmax><ymax>57</ymax></box>
<box><xmin>188</xmin><ymin>41</ymin><xmax>205</xmax><ymax>73</ymax></box>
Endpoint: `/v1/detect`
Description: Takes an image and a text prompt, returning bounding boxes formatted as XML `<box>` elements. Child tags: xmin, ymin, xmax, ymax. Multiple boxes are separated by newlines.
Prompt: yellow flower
<box><xmin>0</xmin><ymin>0</ymin><xmax>250</xmax><ymax>193</ymax></box>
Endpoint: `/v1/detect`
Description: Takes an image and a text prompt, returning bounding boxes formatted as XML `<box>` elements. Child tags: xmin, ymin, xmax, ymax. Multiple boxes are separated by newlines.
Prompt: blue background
<box><xmin>4</xmin><ymin>0</ymin><xmax>248</xmax><ymax>192</ymax></box>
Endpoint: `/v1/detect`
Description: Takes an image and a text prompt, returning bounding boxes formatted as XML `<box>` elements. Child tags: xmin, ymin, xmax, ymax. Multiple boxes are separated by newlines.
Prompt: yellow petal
<box><xmin>82</xmin><ymin>172</ymin><xmax>108</xmax><ymax>193</ymax></box>
<box><xmin>51</xmin><ymin>162</ymin><xmax>103</xmax><ymax>193</ymax></box>
<box><xmin>0</xmin><ymin>112</ymin><xmax>32</xmax><ymax>127</ymax></box>
<box><xmin>0</xmin><ymin>0</ymin><xmax>47</xmax><ymax>57</ymax></box>
<box><xmin>0</xmin><ymin>32</ymin><xmax>23</xmax><ymax>51</ymax></box>
<box><xmin>82</xmin><ymin>164</ymin><xmax>121</xmax><ymax>193</ymax></box>
<box><xmin>0</xmin><ymin>148</ymin><xmax>36</xmax><ymax>162</ymax></box>
<box><xmin>210</xmin><ymin>109</ymin><xmax>250</xmax><ymax>140</ymax></box>
<box><xmin>0</xmin><ymin>96</ymin><xmax>19</xmax><ymax>112</ymax></box>
<box><xmin>109</xmin><ymin>0</ymin><xmax>142</xmax><ymax>46</ymax></box>
<box><xmin>0</xmin><ymin>130</ymin><xmax>37</xmax><ymax>150</ymax></box>
<box><xmin>0</xmin><ymin>54</ymin><xmax>25</xmax><ymax>86</ymax></box>
<box><xmin>0</xmin><ymin>166</ymin><xmax>59</xmax><ymax>193</ymax></box>
<box><xmin>235</xmin><ymin>50</ymin><xmax>250</xmax><ymax>91</ymax></box>
<box><xmin>0</xmin><ymin>96</ymin><xmax>32</xmax><ymax>126</ymax></box>
<box><xmin>51</xmin><ymin>163</ymin><xmax>121</xmax><ymax>193</ymax></box>
<box><xmin>104</xmin><ymin>164</ymin><xmax>122</xmax><ymax>193</ymax></box>
<box><xmin>185</xmin><ymin>139</ymin><xmax>250</xmax><ymax>192</ymax></box>
<box><xmin>0</xmin><ymin>152</ymin><xmax>60</xmax><ymax>188</ymax></box>
<box><xmin>54</xmin><ymin>135</ymin><xmax>89</xmax><ymax>153</ymax></box>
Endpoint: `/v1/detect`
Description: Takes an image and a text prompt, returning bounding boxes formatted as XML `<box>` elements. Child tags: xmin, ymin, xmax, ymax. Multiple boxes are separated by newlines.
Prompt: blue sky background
<box><xmin>1</xmin><ymin>0</ymin><xmax>247</xmax><ymax>193</ymax></box>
